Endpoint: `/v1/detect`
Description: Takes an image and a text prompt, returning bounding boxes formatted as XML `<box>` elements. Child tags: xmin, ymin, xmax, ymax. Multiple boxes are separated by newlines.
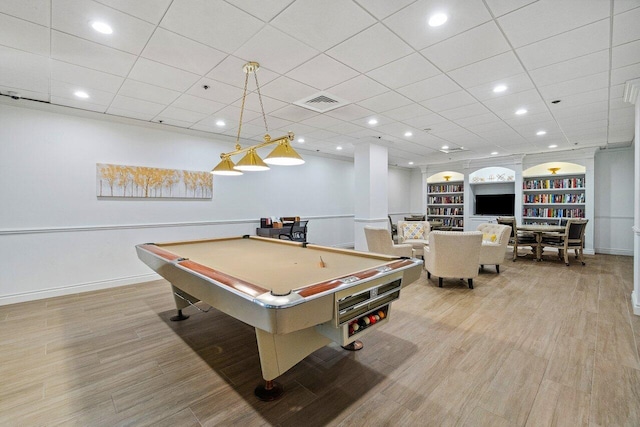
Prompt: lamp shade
<box><xmin>211</xmin><ymin>157</ymin><xmax>243</xmax><ymax>175</ymax></box>
<box><xmin>264</xmin><ymin>141</ymin><xmax>305</xmax><ymax>166</ymax></box>
<box><xmin>234</xmin><ymin>149</ymin><xmax>270</xmax><ymax>171</ymax></box>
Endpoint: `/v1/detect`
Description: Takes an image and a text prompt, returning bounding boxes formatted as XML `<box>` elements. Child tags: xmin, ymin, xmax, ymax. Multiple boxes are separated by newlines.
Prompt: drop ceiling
<box><xmin>0</xmin><ymin>0</ymin><xmax>638</xmax><ymax>167</ymax></box>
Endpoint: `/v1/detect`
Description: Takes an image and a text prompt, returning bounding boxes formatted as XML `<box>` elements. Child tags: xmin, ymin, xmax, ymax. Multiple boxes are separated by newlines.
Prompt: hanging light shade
<box><xmin>234</xmin><ymin>149</ymin><xmax>270</xmax><ymax>171</ymax></box>
<box><xmin>264</xmin><ymin>140</ymin><xmax>305</xmax><ymax>166</ymax></box>
<box><xmin>211</xmin><ymin>157</ymin><xmax>243</xmax><ymax>175</ymax></box>
<box><xmin>210</xmin><ymin>61</ymin><xmax>303</xmax><ymax>175</ymax></box>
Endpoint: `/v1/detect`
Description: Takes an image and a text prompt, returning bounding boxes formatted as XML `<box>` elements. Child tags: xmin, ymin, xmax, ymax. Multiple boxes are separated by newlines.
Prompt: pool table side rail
<box><xmin>136</xmin><ymin>243</ymin><xmax>421</xmax><ymax>308</ymax></box>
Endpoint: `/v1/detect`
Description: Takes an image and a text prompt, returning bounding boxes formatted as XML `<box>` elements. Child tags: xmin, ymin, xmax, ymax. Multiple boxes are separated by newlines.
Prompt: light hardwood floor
<box><xmin>1</xmin><ymin>252</ymin><xmax>639</xmax><ymax>426</ymax></box>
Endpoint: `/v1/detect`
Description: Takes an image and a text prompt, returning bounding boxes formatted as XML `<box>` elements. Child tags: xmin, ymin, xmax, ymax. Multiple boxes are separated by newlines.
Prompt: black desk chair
<box><xmin>279</xmin><ymin>220</ymin><xmax>308</xmax><ymax>242</ymax></box>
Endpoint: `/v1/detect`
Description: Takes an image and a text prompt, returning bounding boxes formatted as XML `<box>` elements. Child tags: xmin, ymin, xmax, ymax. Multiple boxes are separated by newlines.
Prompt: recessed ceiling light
<box><xmin>408</xmin><ymin>161</ymin><xmax>414</xmax><ymax>165</ymax></box>
<box><xmin>91</xmin><ymin>21</ymin><xmax>113</xmax><ymax>34</ymax></box>
<box><xmin>74</xmin><ymin>90</ymin><xmax>89</xmax><ymax>99</ymax></box>
<box><xmin>493</xmin><ymin>85</ymin><xmax>507</xmax><ymax>93</ymax></box>
<box><xmin>428</xmin><ymin>13</ymin><xmax>448</xmax><ymax>27</ymax></box>
<box><xmin>515</xmin><ymin>108</ymin><xmax>527</xmax><ymax>115</ymax></box>
<box><xmin>491</xmin><ymin>151</ymin><xmax>498</xmax><ymax>155</ymax></box>
<box><xmin>548</xmin><ymin>144</ymin><xmax>558</xmax><ymax>148</ymax></box>
<box><xmin>404</xmin><ymin>131</ymin><xmax>413</xmax><ymax>137</ymax></box>
<box><xmin>336</xmin><ymin>146</ymin><xmax>343</xmax><ymax>150</ymax></box>
<box><xmin>297</xmin><ymin>138</ymin><xmax>305</xmax><ymax>143</ymax></box>
<box><xmin>442</xmin><ymin>145</ymin><xmax>449</xmax><ymax>150</ymax></box>
<box><xmin>536</xmin><ymin>130</ymin><xmax>547</xmax><ymax>136</ymax></box>
<box><xmin>215</xmin><ymin>120</ymin><xmax>225</xmax><ymax>127</ymax></box>
<box><xmin>368</xmin><ymin>118</ymin><xmax>378</xmax><ymax>125</ymax></box>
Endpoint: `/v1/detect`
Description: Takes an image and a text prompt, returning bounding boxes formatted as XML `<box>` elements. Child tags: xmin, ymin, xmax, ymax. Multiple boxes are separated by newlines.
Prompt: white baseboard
<box><xmin>632</xmin><ymin>291</ymin><xmax>640</xmax><ymax>316</ymax></box>
<box><xmin>0</xmin><ymin>273</ymin><xmax>161</xmax><ymax>306</ymax></box>
<box><xmin>594</xmin><ymin>248</ymin><xmax>634</xmax><ymax>256</ymax></box>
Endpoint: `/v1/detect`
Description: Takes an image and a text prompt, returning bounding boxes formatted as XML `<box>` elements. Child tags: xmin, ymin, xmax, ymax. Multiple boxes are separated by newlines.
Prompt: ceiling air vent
<box><xmin>294</xmin><ymin>92</ymin><xmax>349</xmax><ymax>113</ymax></box>
<box><xmin>439</xmin><ymin>147</ymin><xmax>468</xmax><ymax>154</ymax></box>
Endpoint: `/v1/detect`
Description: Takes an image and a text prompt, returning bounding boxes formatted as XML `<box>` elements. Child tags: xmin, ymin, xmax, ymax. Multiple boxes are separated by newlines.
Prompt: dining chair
<box><xmin>496</xmin><ymin>216</ymin><xmax>537</xmax><ymax>261</ymax></box>
<box><xmin>540</xmin><ymin>218</ymin><xmax>588</xmax><ymax>265</ymax></box>
<box><xmin>278</xmin><ymin>220</ymin><xmax>308</xmax><ymax>242</ymax></box>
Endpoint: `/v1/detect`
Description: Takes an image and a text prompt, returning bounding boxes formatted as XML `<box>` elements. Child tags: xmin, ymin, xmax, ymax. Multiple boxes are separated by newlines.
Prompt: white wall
<box><xmin>0</xmin><ymin>103</ymin><xmax>413</xmax><ymax>304</ymax></box>
<box><xmin>595</xmin><ymin>146</ymin><xmax>635</xmax><ymax>255</ymax></box>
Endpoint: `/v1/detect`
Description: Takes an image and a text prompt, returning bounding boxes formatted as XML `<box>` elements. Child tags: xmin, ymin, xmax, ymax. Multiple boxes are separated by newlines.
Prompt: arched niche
<box><xmin>524</xmin><ymin>162</ymin><xmax>585</xmax><ymax>176</ymax></box>
<box><xmin>468</xmin><ymin>167</ymin><xmax>517</xmax><ymax>219</ymax></box>
<box><xmin>426</xmin><ymin>171</ymin><xmax>464</xmax><ymax>183</ymax></box>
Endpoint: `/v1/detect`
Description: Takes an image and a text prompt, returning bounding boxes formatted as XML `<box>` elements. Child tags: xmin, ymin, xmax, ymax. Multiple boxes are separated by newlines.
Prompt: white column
<box><xmin>623</xmin><ymin>79</ymin><xmax>640</xmax><ymax>315</ymax></box>
<box><xmin>354</xmin><ymin>143</ymin><xmax>388</xmax><ymax>251</ymax></box>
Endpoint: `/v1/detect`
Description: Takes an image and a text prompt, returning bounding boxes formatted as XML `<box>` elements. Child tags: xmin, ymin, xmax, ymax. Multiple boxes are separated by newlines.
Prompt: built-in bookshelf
<box><xmin>427</xmin><ymin>181</ymin><xmax>464</xmax><ymax>230</ymax></box>
<box><xmin>522</xmin><ymin>173</ymin><xmax>585</xmax><ymax>224</ymax></box>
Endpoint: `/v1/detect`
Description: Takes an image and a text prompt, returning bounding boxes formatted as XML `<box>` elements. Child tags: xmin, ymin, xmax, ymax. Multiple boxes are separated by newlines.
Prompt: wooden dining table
<box><xmin>519</xmin><ymin>224</ymin><xmax>565</xmax><ymax>261</ymax></box>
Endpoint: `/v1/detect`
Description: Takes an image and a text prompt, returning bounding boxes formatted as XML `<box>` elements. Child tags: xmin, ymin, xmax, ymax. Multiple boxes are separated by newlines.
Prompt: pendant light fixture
<box><xmin>211</xmin><ymin>62</ymin><xmax>304</xmax><ymax>176</ymax></box>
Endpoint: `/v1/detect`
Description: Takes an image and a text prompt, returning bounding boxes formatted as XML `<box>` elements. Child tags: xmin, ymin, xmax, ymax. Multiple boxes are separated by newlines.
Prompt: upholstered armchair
<box><xmin>364</xmin><ymin>227</ymin><xmax>414</xmax><ymax>258</ymax></box>
<box><xmin>397</xmin><ymin>220</ymin><xmax>430</xmax><ymax>258</ymax></box>
<box><xmin>424</xmin><ymin>231</ymin><xmax>483</xmax><ymax>289</ymax></box>
<box><xmin>476</xmin><ymin>223</ymin><xmax>511</xmax><ymax>273</ymax></box>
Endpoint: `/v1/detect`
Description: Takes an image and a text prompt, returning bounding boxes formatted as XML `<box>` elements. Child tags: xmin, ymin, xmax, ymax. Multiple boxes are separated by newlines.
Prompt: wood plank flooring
<box><xmin>1</xmin><ymin>252</ymin><xmax>639</xmax><ymax>426</ymax></box>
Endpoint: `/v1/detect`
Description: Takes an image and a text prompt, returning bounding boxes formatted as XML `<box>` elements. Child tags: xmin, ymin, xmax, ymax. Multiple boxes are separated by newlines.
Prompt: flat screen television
<box><xmin>475</xmin><ymin>194</ymin><xmax>515</xmax><ymax>216</ymax></box>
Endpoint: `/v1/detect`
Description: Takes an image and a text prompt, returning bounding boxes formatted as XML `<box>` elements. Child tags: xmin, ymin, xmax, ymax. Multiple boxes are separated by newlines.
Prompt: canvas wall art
<box><xmin>97</xmin><ymin>163</ymin><xmax>213</xmax><ymax>199</ymax></box>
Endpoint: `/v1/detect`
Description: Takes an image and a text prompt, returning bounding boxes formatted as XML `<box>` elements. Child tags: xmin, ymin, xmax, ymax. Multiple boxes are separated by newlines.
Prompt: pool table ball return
<box><xmin>136</xmin><ymin>235</ymin><xmax>422</xmax><ymax>400</ymax></box>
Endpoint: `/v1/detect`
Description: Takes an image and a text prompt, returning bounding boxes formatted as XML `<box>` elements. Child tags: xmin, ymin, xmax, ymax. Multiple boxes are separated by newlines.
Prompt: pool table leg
<box><xmin>341</xmin><ymin>340</ymin><xmax>364</xmax><ymax>351</ymax></box>
<box><xmin>170</xmin><ymin>309</ymin><xmax>189</xmax><ymax>322</ymax></box>
<box><xmin>254</xmin><ymin>380</ymin><xmax>284</xmax><ymax>401</ymax></box>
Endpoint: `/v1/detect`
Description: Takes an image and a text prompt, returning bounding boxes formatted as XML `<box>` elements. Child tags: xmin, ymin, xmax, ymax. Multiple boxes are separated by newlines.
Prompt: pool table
<box><xmin>136</xmin><ymin>235</ymin><xmax>422</xmax><ymax>400</ymax></box>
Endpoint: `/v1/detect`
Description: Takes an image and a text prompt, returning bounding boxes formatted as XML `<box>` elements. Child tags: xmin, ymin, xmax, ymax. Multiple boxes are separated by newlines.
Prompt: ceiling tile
<box><xmin>141</xmin><ymin>28</ymin><xmax>226</xmax><ymax>75</ymax></box>
<box><xmin>368</xmin><ymin>53</ymin><xmax>440</xmax><ymax>89</ymax></box>
<box><xmin>383</xmin><ymin>103</ymin><xmax>432</xmax><ymax>121</ymax></box>
<box><xmin>612</xmin><ymin>6</ymin><xmax>640</xmax><ymax>46</ymax></box>
<box><xmin>448</xmin><ymin>52</ymin><xmax>524</xmax><ymax>88</ymax></box>
<box><xmin>516</xmin><ymin>19</ymin><xmax>610</xmax><ymax>71</ymax></box>
<box><xmin>497</xmin><ymin>0</ymin><xmax>610</xmax><ymax>48</ymax></box>
<box><xmin>155</xmin><ymin>106</ymin><xmax>208</xmax><ymax>124</ymax></box>
<box><xmin>549</xmin><ymin>88</ymin><xmax>609</xmax><ymax>111</ymax></box>
<box><xmin>51</xmin><ymin>31</ymin><xmax>136</xmax><ymax>76</ymax></box>
<box><xmin>324</xmin><ymin>104</ymin><xmax>374</xmax><ymax>121</ymax></box>
<box><xmin>354</xmin><ymin>0</ymin><xmax>417</xmax><ymax>19</ymax></box>
<box><xmin>484</xmin><ymin>0</ymin><xmax>537</xmax><ymax>17</ymax></box>
<box><xmin>397</xmin><ymin>74</ymin><xmax>460</xmax><ymax>102</ymax></box>
<box><xmin>51</xmin><ymin>95</ymin><xmax>107</xmax><ymax>112</ymax></box>
<box><xmin>439</xmin><ymin>103</ymin><xmax>492</xmax><ymax>121</ymax></box>
<box><xmin>187</xmin><ymin>78</ymin><xmax>242</xmax><ymax>105</ymax></box>
<box><xmin>0</xmin><ymin>45</ymin><xmax>50</xmax><ymax>93</ymax></box>
<box><xmin>0</xmin><ymin>12</ymin><xmax>49</xmax><ymax>56</ymax></box>
<box><xmin>118</xmin><ymin>79</ymin><xmax>181</xmax><ymax>105</ymax></box>
<box><xmin>128</xmin><ymin>58</ymin><xmax>201</xmax><ymax>92</ymax></box>
<box><xmin>383</xmin><ymin>0</ymin><xmax>492</xmax><ymax>50</ymax></box>
<box><xmin>0</xmin><ymin>85</ymin><xmax>49</xmax><ymax>102</ymax></box>
<box><xmin>110</xmin><ymin>94</ymin><xmax>166</xmax><ymax>115</ymax></box>
<box><xmin>466</xmin><ymin>73</ymin><xmax>535</xmax><ymax>100</ymax></box>
<box><xmin>170</xmin><ymin>94</ymin><xmax>225</xmax><ymax>114</ymax></box>
<box><xmin>225</xmin><ymin>0</ymin><xmax>294</xmax><ymax>22</ymax></box>
<box><xmin>357</xmin><ymin>91</ymin><xmax>412</xmax><ymax>112</ymax></box>
<box><xmin>51</xmin><ymin>79</ymin><xmax>115</xmax><ymax>105</ymax></box>
<box><xmin>106</xmin><ymin>106</ymin><xmax>156</xmax><ymax>121</ymax></box>
<box><xmin>421</xmin><ymin>22</ymin><xmax>510</xmax><ymax>72</ymax></box>
<box><xmin>528</xmin><ymin>50</ymin><xmax>610</xmax><ymax>87</ymax></box>
<box><xmin>51</xmin><ymin>0</ymin><xmax>155</xmax><ymax>55</ymax></box>
<box><xmin>327</xmin><ymin>24</ymin><xmax>414</xmax><ymax>73</ymax></box>
<box><xmin>482</xmin><ymin>88</ymin><xmax>545</xmax><ymax>113</ymax></box>
<box><xmin>0</xmin><ymin>0</ymin><xmax>50</xmax><ymax>26</ymax></box>
<box><xmin>232</xmin><ymin>93</ymin><xmax>289</xmax><ymax>115</ymax></box>
<box><xmin>420</xmin><ymin>90</ymin><xmax>476</xmax><ymax>112</ymax></box>
<box><xmin>206</xmin><ymin>56</ymin><xmax>279</xmax><ymax>89</ymax></box>
<box><xmin>260</xmin><ymin>76</ymin><xmax>317</xmax><ymax>103</ymax></box>
<box><xmin>233</xmin><ymin>25</ymin><xmax>319</xmax><ymax>74</ymax></box>
<box><xmin>614</xmin><ymin>0</ymin><xmax>640</xmax><ymax>15</ymax></box>
<box><xmin>611</xmin><ymin>62</ymin><xmax>640</xmax><ymax>86</ymax></box>
<box><xmin>151</xmin><ymin>117</ymin><xmax>194</xmax><ymax>128</ymax></box>
<box><xmin>328</xmin><ymin>75</ymin><xmax>388</xmax><ymax>104</ymax></box>
<box><xmin>284</xmin><ymin>54</ymin><xmax>359</xmax><ymax>90</ymax></box>
<box><xmin>95</xmin><ymin>0</ymin><xmax>173</xmax><ymax>24</ymax></box>
<box><xmin>538</xmin><ymin>72</ymin><xmax>609</xmax><ymax>101</ymax></box>
<box><xmin>270</xmin><ymin>0</ymin><xmax>376</xmax><ymax>51</ymax></box>
<box><xmin>160</xmin><ymin>0</ymin><xmax>263</xmax><ymax>53</ymax></box>
<box><xmin>270</xmin><ymin>104</ymin><xmax>319</xmax><ymax>122</ymax></box>
<box><xmin>612</xmin><ymin>39</ymin><xmax>640</xmax><ymax>69</ymax></box>
<box><xmin>51</xmin><ymin>60</ymin><xmax>124</xmax><ymax>93</ymax></box>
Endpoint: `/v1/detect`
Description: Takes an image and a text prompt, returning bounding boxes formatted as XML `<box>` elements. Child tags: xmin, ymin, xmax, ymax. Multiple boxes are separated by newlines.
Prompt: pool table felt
<box><xmin>157</xmin><ymin>238</ymin><xmax>392</xmax><ymax>296</ymax></box>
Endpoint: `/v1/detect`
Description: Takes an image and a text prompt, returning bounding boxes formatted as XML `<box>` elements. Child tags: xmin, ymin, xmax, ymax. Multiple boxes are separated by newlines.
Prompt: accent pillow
<box><xmin>402</xmin><ymin>223</ymin><xmax>425</xmax><ymax>239</ymax></box>
<box><xmin>483</xmin><ymin>233</ymin><xmax>497</xmax><ymax>243</ymax></box>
